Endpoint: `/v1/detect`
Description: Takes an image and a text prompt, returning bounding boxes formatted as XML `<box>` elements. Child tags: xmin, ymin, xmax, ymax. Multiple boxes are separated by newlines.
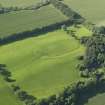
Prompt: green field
<box><xmin>68</xmin><ymin>25</ymin><xmax>92</xmax><ymax>38</ymax></box>
<box><xmin>85</xmin><ymin>93</ymin><xmax>105</xmax><ymax>105</ymax></box>
<box><xmin>0</xmin><ymin>77</ymin><xmax>23</xmax><ymax>105</ymax></box>
<box><xmin>0</xmin><ymin>0</ymin><xmax>39</xmax><ymax>7</ymax></box>
<box><xmin>0</xmin><ymin>5</ymin><xmax>68</xmax><ymax>38</ymax></box>
<box><xmin>63</xmin><ymin>0</ymin><xmax>105</xmax><ymax>25</ymax></box>
<box><xmin>1</xmin><ymin>0</ymin><xmax>104</xmax><ymax>104</ymax></box>
<box><xmin>0</xmin><ymin>29</ymin><xmax>86</xmax><ymax>98</ymax></box>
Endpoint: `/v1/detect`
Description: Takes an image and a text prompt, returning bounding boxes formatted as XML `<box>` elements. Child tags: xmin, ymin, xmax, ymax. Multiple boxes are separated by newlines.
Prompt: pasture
<box><xmin>63</xmin><ymin>0</ymin><xmax>105</xmax><ymax>25</ymax></box>
<box><xmin>0</xmin><ymin>29</ymin><xmax>86</xmax><ymax>98</ymax></box>
<box><xmin>0</xmin><ymin>5</ymin><xmax>68</xmax><ymax>38</ymax></box>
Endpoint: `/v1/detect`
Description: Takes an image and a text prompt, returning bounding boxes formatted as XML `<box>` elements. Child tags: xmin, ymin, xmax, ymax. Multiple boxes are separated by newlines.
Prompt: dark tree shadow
<box><xmin>76</xmin><ymin>83</ymin><xmax>105</xmax><ymax>105</ymax></box>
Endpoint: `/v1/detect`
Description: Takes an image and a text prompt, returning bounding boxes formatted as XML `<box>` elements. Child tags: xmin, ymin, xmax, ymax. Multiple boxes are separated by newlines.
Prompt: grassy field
<box><xmin>85</xmin><ymin>93</ymin><xmax>105</xmax><ymax>105</ymax></box>
<box><xmin>0</xmin><ymin>0</ymin><xmax>40</xmax><ymax>7</ymax></box>
<box><xmin>0</xmin><ymin>28</ymin><xmax>87</xmax><ymax>98</ymax></box>
<box><xmin>0</xmin><ymin>0</ymin><xmax>104</xmax><ymax>104</ymax></box>
<box><xmin>63</xmin><ymin>0</ymin><xmax>105</xmax><ymax>25</ymax></box>
<box><xmin>0</xmin><ymin>77</ymin><xmax>23</xmax><ymax>105</ymax></box>
<box><xmin>68</xmin><ymin>25</ymin><xmax>92</xmax><ymax>38</ymax></box>
<box><xmin>0</xmin><ymin>5</ymin><xmax>68</xmax><ymax>38</ymax></box>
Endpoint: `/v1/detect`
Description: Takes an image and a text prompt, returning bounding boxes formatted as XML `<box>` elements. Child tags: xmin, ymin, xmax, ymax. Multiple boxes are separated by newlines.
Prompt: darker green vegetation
<box><xmin>0</xmin><ymin>64</ymin><xmax>15</xmax><ymax>82</ymax></box>
<box><xmin>0</xmin><ymin>7</ymin><xmax>21</xmax><ymax>14</ymax></box>
<box><xmin>11</xmin><ymin>85</ymin><xmax>37</xmax><ymax>105</ymax></box>
<box><xmin>62</xmin><ymin>24</ymin><xmax>80</xmax><ymax>40</ymax></box>
<box><xmin>79</xmin><ymin>26</ymin><xmax>105</xmax><ymax>77</ymax></box>
<box><xmin>24</xmin><ymin>0</ymin><xmax>50</xmax><ymax>10</ymax></box>
<box><xmin>93</xmin><ymin>26</ymin><xmax>105</xmax><ymax>35</ymax></box>
<box><xmin>0</xmin><ymin>19</ymin><xmax>72</xmax><ymax>45</ymax></box>
<box><xmin>50</xmin><ymin>0</ymin><xmax>85</xmax><ymax>23</ymax></box>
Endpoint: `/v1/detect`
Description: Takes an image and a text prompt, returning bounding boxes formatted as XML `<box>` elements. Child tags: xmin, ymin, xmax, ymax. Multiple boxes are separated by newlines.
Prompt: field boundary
<box><xmin>0</xmin><ymin>19</ymin><xmax>73</xmax><ymax>45</ymax></box>
<box><xmin>0</xmin><ymin>0</ymin><xmax>50</xmax><ymax>14</ymax></box>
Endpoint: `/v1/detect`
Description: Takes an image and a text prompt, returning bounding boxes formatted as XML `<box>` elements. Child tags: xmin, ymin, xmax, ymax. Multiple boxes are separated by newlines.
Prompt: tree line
<box><xmin>0</xmin><ymin>64</ymin><xmax>15</xmax><ymax>82</ymax></box>
<box><xmin>77</xmin><ymin>26</ymin><xmax>105</xmax><ymax>77</ymax></box>
<box><xmin>50</xmin><ymin>0</ymin><xmax>85</xmax><ymax>23</ymax></box>
<box><xmin>0</xmin><ymin>64</ymin><xmax>37</xmax><ymax>105</ymax></box>
<box><xmin>0</xmin><ymin>19</ymin><xmax>73</xmax><ymax>45</ymax></box>
<box><xmin>0</xmin><ymin>0</ymin><xmax>50</xmax><ymax>14</ymax></box>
